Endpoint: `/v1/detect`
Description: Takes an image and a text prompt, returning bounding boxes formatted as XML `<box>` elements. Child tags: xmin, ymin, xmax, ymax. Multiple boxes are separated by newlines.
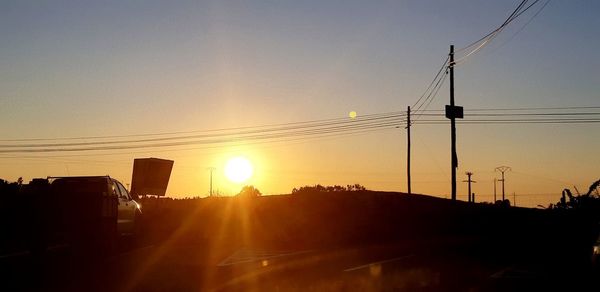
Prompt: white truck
<box><xmin>17</xmin><ymin>176</ymin><xmax>142</xmax><ymax>254</ymax></box>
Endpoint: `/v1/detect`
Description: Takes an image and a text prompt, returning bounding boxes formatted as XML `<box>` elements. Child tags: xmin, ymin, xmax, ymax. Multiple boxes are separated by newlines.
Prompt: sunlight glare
<box><xmin>224</xmin><ymin>157</ymin><xmax>253</xmax><ymax>183</ymax></box>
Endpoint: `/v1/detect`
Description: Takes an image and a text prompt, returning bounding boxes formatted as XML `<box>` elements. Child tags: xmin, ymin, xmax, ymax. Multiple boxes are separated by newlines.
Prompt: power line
<box><xmin>0</xmin><ymin>126</ymin><xmax>398</xmax><ymax>159</ymax></box>
<box><xmin>0</xmin><ymin>113</ymin><xmax>406</xmax><ymax>148</ymax></box>
<box><xmin>455</xmin><ymin>0</ymin><xmax>530</xmax><ymax>53</ymax></box>
<box><xmin>412</xmin><ymin>106</ymin><xmax>600</xmax><ymax>112</ymax></box>
<box><xmin>412</xmin><ymin>69</ymin><xmax>449</xmax><ymax>121</ymax></box>
<box><xmin>415</xmin><ymin>120</ymin><xmax>600</xmax><ymax>124</ymax></box>
<box><xmin>3</xmin><ymin>107</ymin><xmax>595</xmax><ymax>146</ymax></box>
<box><xmin>411</xmin><ymin>56</ymin><xmax>450</xmax><ymax>109</ymax></box>
<box><xmin>410</xmin><ymin>112</ymin><xmax>600</xmax><ymax>117</ymax></box>
<box><xmin>2</xmin><ymin>107</ymin><xmax>599</xmax><ymax>154</ymax></box>
<box><xmin>490</xmin><ymin>0</ymin><xmax>551</xmax><ymax>52</ymax></box>
<box><xmin>0</xmin><ymin>120</ymin><xmax>405</xmax><ymax>153</ymax></box>
<box><xmin>0</xmin><ymin>110</ymin><xmax>405</xmax><ymax>143</ymax></box>
<box><xmin>453</xmin><ymin>0</ymin><xmax>549</xmax><ymax>66</ymax></box>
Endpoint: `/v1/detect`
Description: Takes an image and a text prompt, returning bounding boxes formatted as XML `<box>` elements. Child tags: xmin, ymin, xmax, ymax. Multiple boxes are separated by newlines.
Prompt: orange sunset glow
<box><xmin>1</xmin><ymin>1</ymin><xmax>600</xmax><ymax>291</ymax></box>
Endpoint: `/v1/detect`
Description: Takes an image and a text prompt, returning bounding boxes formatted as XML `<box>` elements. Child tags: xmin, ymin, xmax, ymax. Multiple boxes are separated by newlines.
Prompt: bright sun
<box><xmin>224</xmin><ymin>157</ymin><xmax>253</xmax><ymax>183</ymax></box>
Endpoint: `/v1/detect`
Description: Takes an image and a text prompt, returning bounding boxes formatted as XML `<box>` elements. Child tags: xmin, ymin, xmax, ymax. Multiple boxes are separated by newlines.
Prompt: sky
<box><xmin>1</xmin><ymin>0</ymin><xmax>599</xmax><ymax>207</ymax></box>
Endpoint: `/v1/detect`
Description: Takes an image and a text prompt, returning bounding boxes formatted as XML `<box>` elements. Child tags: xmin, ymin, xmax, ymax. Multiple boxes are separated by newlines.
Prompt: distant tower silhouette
<box><xmin>462</xmin><ymin>171</ymin><xmax>476</xmax><ymax>202</ymax></box>
<box><xmin>495</xmin><ymin>166</ymin><xmax>511</xmax><ymax>201</ymax></box>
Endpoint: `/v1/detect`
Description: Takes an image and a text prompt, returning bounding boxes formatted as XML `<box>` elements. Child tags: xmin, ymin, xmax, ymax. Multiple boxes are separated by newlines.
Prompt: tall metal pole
<box><xmin>407</xmin><ymin>106</ymin><xmax>412</xmax><ymax>195</ymax></box>
<box><xmin>449</xmin><ymin>45</ymin><xmax>457</xmax><ymax>201</ymax></box>
<box><xmin>501</xmin><ymin>171</ymin><xmax>505</xmax><ymax>201</ymax></box>
<box><xmin>495</xmin><ymin>166</ymin><xmax>511</xmax><ymax>202</ymax></box>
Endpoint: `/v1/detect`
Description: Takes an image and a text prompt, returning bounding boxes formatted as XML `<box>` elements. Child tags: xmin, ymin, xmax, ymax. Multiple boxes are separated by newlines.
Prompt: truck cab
<box><xmin>111</xmin><ymin>178</ymin><xmax>141</xmax><ymax>235</ymax></box>
<box><xmin>47</xmin><ymin>176</ymin><xmax>142</xmax><ymax>239</ymax></box>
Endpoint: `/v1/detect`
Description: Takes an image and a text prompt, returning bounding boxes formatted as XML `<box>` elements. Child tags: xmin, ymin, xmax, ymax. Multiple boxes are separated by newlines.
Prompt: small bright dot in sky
<box><xmin>349</xmin><ymin>111</ymin><xmax>357</xmax><ymax>119</ymax></box>
<box><xmin>224</xmin><ymin>157</ymin><xmax>253</xmax><ymax>183</ymax></box>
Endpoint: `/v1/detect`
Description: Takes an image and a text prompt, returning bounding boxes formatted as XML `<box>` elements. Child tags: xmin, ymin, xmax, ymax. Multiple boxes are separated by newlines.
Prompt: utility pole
<box><xmin>407</xmin><ymin>106</ymin><xmax>412</xmax><ymax>195</ymax></box>
<box><xmin>493</xmin><ymin>178</ymin><xmax>497</xmax><ymax>203</ymax></box>
<box><xmin>495</xmin><ymin>166</ymin><xmax>511</xmax><ymax>201</ymax></box>
<box><xmin>446</xmin><ymin>45</ymin><xmax>463</xmax><ymax>201</ymax></box>
<box><xmin>513</xmin><ymin>192</ymin><xmax>516</xmax><ymax>207</ymax></box>
<box><xmin>463</xmin><ymin>171</ymin><xmax>476</xmax><ymax>202</ymax></box>
<box><xmin>207</xmin><ymin>167</ymin><xmax>216</xmax><ymax>197</ymax></box>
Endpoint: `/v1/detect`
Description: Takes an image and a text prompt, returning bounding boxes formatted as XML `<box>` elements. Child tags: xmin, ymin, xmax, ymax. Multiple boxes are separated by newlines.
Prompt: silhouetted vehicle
<box><xmin>21</xmin><ymin>176</ymin><xmax>142</xmax><ymax>255</ymax></box>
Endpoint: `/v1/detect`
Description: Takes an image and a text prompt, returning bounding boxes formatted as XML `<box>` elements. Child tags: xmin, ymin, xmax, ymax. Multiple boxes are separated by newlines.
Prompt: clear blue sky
<box><xmin>1</xmin><ymin>1</ymin><xmax>599</xmax><ymax>206</ymax></box>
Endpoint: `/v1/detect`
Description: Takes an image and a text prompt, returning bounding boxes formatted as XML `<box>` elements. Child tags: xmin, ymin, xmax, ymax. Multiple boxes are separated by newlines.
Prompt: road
<box><xmin>2</xmin><ymin>237</ymin><xmax>597</xmax><ymax>291</ymax></box>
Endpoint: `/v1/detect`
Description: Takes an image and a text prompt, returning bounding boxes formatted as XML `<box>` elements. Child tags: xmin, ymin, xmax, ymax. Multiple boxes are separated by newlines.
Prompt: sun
<box><xmin>224</xmin><ymin>157</ymin><xmax>253</xmax><ymax>183</ymax></box>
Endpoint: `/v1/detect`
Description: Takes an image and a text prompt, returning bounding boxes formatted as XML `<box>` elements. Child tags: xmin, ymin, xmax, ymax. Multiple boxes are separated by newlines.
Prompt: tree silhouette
<box><xmin>237</xmin><ymin>185</ymin><xmax>262</xmax><ymax>198</ymax></box>
<box><xmin>292</xmin><ymin>184</ymin><xmax>368</xmax><ymax>195</ymax></box>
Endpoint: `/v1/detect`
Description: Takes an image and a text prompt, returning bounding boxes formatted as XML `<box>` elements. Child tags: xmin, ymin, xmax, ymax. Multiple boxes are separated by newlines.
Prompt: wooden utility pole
<box><xmin>450</xmin><ymin>45</ymin><xmax>456</xmax><ymax>201</ymax></box>
<box><xmin>446</xmin><ymin>45</ymin><xmax>463</xmax><ymax>201</ymax></box>
<box><xmin>407</xmin><ymin>106</ymin><xmax>412</xmax><ymax>195</ymax></box>
<box><xmin>463</xmin><ymin>171</ymin><xmax>476</xmax><ymax>202</ymax></box>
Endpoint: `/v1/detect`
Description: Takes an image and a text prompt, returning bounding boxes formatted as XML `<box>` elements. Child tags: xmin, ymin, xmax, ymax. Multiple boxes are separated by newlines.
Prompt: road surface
<box><xmin>2</xmin><ymin>236</ymin><xmax>597</xmax><ymax>291</ymax></box>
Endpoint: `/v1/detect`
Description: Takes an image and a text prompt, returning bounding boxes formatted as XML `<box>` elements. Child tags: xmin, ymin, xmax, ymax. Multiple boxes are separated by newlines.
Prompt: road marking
<box><xmin>489</xmin><ymin>265</ymin><xmax>540</xmax><ymax>279</ymax></box>
<box><xmin>0</xmin><ymin>250</ymin><xmax>30</xmax><ymax>259</ymax></box>
<box><xmin>489</xmin><ymin>265</ymin><xmax>517</xmax><ymax>279</ymax></box>
<box><xmin>343</xmin><ymin>254</ymin><xmax>415</xmax><ymax>272</ymax></box>
<box><xmin>218</xmin><ymin>248</ymin><xmax>312</xmax><ymax>267</ymax></box>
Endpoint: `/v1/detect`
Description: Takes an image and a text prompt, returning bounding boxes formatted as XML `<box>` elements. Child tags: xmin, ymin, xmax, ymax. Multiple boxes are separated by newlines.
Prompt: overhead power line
<box><xmin>490</xmin><ymin>0</ymin><xmax>552</xmax><ymax>52</ymax></box>
<box><xmin>412</xmin><ymin>69</ymin><xmax>449</xmax><ymax>121</ymax></box>
<box><xmin>1</xmin><ymin>107</ymin><xmax>598</xmax><ymax>154</ymax></box>
<box><xmin>453</xmin><ymin>0</ymin><xmax>550</xmax><ymax>66</ymax></box>
<box><xmin>455</xmin><ymin>0</ymin><xmax>530</xmax><ymax>53</ymax></box>
<box><xmin>0</xmin><ymin>110</ymin><xmax>405</xmax><ymax>143</ymax></box>
<box><xmin>411</xmin><ymin>56</ymin><xmax>449</xmax><ymax>110</ymax></box>
<box><xmin>408</xmin><ymin>0</ymin><xmax>551</xmax><ymax>123</ymax></box>
<box><xmin>416</xmin><ymin>106</ymin><xmax>600</xmax><ymax>112</ymax></box>
<box><xmin>0</xmin><ymin>113</ymin><xmax>405</xmax><ymax>148</ymax></box>
<box><xmin>415</xmin><ymin>119</ymin><xmax>600</xmax><ymax>124</ymax></box>
<box><xmin>0</xmin><ymin>117</ymin><xmax>405</xmax><ymax>153</ymax></box>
